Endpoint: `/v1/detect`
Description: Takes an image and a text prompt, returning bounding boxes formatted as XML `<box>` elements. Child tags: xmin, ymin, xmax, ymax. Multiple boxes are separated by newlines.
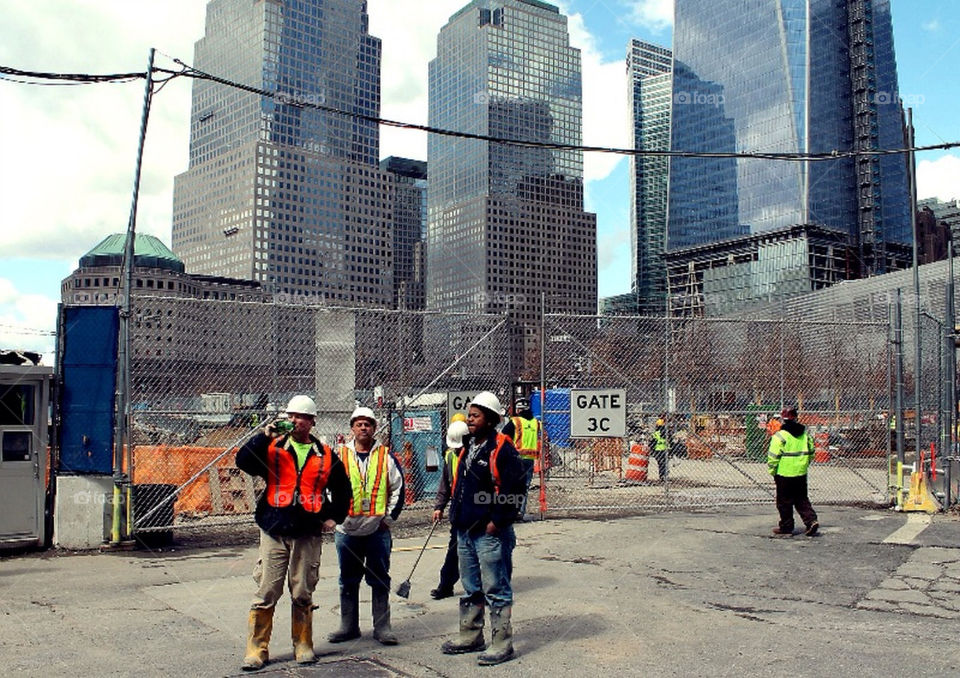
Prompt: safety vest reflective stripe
<box><xmin>265</xmin><ymin>437</ymin><xmax>332</xmax><ymax>512</ymax></box>
<box><xmin>768</xmin><ymin>430</ymin><xmax>814</xmax><ymax>477</ymax></box>
<box><xmin>451</xmin><ymin>433</ymin><xmax>508</xmax><ymax>495</ymax></box>
<box><xmin>341</xmin><ymin>445</ymin><xmax>389</xmax><ymax>516</ymax></box>
<box><xmin>511</xmin><ymin>416</ymin><xmax>540</xmax><ymax>458</ymax></box>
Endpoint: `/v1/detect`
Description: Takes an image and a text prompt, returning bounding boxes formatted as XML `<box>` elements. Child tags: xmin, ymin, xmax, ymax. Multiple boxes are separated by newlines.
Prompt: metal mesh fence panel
<box><xmin>539</xmin><ymin>314</ymin><xmax>892</xmax><ymax>514</ymax></box>
<box><xmin>124</xmin><ymin>297</ymin><xmax>511</xmax><ymax>533</ymax></box>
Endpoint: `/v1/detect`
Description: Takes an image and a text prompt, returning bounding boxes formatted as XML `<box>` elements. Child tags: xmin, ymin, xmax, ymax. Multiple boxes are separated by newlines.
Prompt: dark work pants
<box><xmin>651</xmin><ymin>447</ymin><xmax>668</xmax><ymax>481</ymax></box>
<box><xmin>437</xmin><ymin>523</ymin><xmax>459</xmax><ymax>591</ymax></box>
<box><xmin>773</xmin><ymin>474</ymin><xmax>818</xmax><ymax>531</ymax></box>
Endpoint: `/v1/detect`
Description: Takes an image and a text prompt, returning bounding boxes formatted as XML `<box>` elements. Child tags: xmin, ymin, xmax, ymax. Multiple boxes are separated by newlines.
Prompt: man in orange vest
<box><xmin>235</xmin><ymin>395</ymin><xmax>351</xmax><ymax>671</ymax></box>
<box><xmin>328</xmin><ymin>407</ymin><xmax>405</xmax><ymax>645</ymax></box>
<box><xmin>441</xmin><ymin>391</ymin><xmax>525</xmax><ymax>666</ymax></box>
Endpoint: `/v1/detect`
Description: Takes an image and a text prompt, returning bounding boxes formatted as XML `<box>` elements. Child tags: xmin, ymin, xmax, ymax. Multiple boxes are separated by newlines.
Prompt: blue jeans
<box><xmin>334</xmin><ymin>528</ymin><xmax>392</xmax><ymax>595</ymax></box>
<box><xmin>457</xmin><ymin>526</ymin><xmax>516</xmax><ymax>610</ymax></box>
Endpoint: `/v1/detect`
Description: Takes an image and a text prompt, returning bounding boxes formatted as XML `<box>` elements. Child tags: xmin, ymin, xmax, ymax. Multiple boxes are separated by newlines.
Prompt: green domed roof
<box><xmin>80</xmin><ymin>234</ymin><xmax>185</xmax><ymax>274</ymax></box>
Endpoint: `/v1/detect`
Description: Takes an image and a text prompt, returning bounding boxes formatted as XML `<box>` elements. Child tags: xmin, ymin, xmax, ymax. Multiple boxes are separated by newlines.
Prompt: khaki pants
<box><xmin>251</xmin><ymin>530</ymin><xmax>323</xmax><ymax>610</ymax></box>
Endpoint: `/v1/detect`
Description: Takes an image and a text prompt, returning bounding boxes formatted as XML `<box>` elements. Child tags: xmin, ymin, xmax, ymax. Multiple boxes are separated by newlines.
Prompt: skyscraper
<box><xmin>668</xmin><ymin>0</ymin><xmax>910</xmax><ymax>276</ymax></box>
<box><xmin>172</xmin><ymin>0</ymin><xmax>397</xmax><ymax>306</ymax></box>
<box><xmin>427</xmin><ymin>0</ymin><xmax>597</xmax><ymax>359</ymax></box>
<box><xmin>381</xmin><ymin>156</ymin><xmax>428</xmax><ymax>311</ymax></box>
<box><xmin>628</xmin><ymin>39</ymin><xmax>672</xmax><ymax>314</ymax></box>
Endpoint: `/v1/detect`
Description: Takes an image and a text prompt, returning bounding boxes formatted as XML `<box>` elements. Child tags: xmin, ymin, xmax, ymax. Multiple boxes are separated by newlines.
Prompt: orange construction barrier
<box><xmin>624</xmin><ymin>443</ymin><xmax>649</xmax><ymax>482</ymax></box>
<box><xmin>401</xmin><ymin>441</ymin><xmax>416</xmax><ymax>505</ymax></box>
<box><xmin>813</xmin><ymin>432</ymin><xmax>830</xmax><ymax>463</ymax></box>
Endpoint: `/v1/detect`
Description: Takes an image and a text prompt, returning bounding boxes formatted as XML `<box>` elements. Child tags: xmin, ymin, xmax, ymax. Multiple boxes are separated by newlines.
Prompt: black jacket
<box><xmin>236</xmin><ymin>432</ymin><xmax>351</xmax><ymax>537</ymax></box>
<box><xmin>780</xmin><ymin>419</ymin><xmax>806</xmax><ymax>438</ymax></box>
<box><xmin>449</xmin><ymin>429</ymin><xmax>526</xmax><ymax>534</ymax></box>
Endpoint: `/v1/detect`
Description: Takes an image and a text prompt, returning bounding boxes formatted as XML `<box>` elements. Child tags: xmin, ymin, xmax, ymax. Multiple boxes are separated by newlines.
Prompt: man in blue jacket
<box><xmin>441</xmin><ymin>391</ymin><xmax>525</xmax><ymax>666</ymax></box>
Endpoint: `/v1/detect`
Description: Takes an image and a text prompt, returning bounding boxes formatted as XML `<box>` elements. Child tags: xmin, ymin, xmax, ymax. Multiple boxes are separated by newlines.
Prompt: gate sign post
<box><xmin>570</xmin><ymin>389</ymin><xmax>627</xmax><ymax>438</ymax></box>
<box><xmin>447</xmin><ymin>390</ymin><xmax>475</xmax><ymax>422</ymax></box>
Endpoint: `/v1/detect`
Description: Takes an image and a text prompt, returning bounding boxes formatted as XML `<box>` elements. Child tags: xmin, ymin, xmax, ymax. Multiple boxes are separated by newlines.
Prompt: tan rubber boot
<box><xmin>241</xmin><ymin>608</ymin><xmax>274</xmax><ymax>671</ymax></box>
<box><xmin>477</xmin><ymin>605</ymin><xmax>515</xmax><ymax>666</ymax></box>
<box><xmin>441</xmin><ymin>599</ymin><xmax>486</xmax><ymax>654</ymax></box>
<box><xmin>372</xmin><ymin>590</ymin><xmax>398</xmax><ymax>645</ymax></box>
<box><xmin>291</xmin><ymin>603</ymin><xmax>315</xmax><ymax>664</ymax></box>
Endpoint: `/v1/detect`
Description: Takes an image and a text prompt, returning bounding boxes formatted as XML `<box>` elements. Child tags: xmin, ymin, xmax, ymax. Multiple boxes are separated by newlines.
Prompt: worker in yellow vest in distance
<box><xmin>500</xmin><ymin>396</ymin><xmax>543</xmax><ymax>518</ymax></box>
<box><xmin>767</xmin><ymin>406</ymin><xmax>819</xmax><ymax>537</ymax></box>
<box><xmin>430</xmin><ymin>412</ymin><xmax>469</xmax><ymax>599</ymax></box>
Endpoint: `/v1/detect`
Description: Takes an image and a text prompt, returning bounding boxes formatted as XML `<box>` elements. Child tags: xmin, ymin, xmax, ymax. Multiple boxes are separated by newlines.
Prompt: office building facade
<box><xmin>381</xmin><ymin>157</ymin><xmax>428</xmax><ymax>311</ymax></box>
<box><xmin>172</xmin><ymin>0</ymin><xmax>396</xmax><ymax>307</ymax></box>
<box><xmin>668</xmin><ymin>0</ymin><xmax>910</xmax><ymax>276</ymax></box>
<box><xmin>427</xmin><ymin>0</ymin><xmax>597</xmax><ymax>359</ymax></box>
<box><xmin>628</xmin><ymin>39</ymin><xmax>672</xmax><ymax>314</ymax></box>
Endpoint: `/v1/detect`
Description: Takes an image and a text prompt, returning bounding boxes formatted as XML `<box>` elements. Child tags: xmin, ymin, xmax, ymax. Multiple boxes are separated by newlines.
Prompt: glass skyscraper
<box><xmin>173</xmin><ymin>0</ymin><xmax>397</xmax><ymax>306</ymax></box>
<box><xmin>628</xmin><ymin>40</ymin><xmax>672</xmax><ymax>314</ymax></box>
<box><xmin>668</xmin><ymin>0</ymin><xmax>910</xmax><ymax>275</ymax></box>
<box><xmin>427</xmin><ymin>0</ymin><xmax>597</xmax><ymax>357</ymax></box>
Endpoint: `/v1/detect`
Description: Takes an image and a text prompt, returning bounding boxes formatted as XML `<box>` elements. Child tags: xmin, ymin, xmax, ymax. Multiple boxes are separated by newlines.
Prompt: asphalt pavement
<box><xmin>1</xmin><ymin>504</ymin><xmax>959</xmax><ymax>677</ymax></box>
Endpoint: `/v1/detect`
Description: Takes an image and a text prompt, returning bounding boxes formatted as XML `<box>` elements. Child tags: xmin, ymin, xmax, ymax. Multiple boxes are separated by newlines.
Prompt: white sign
<box><xmin>447</xmin><ymin>391</ymin><xmax>475</xmax><ymax>421</ymax></box>
<box><xmin>403</xmin><ymin>416</ymin><xmax>433</xmax><ymax>432</ymax></box>
<box><xmin>570</xmin><ymin>389</ymin><xmax>627</xmax><ymax>438</ymax></box>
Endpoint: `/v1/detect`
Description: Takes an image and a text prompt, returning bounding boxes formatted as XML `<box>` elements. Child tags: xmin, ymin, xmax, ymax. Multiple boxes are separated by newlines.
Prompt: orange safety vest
<box><xmin>265</xmin><ymin>437</ymin><xmax>333</xmax><ymax>513</ymax></box>
<box><xmin>451</xmin><ymin>433</ymin><xmax>509</xmax><ymax>495</ymax></box>
<box><xmin>340</xmin><ymin>444</ymin><xmax>390</xmax><ymax>517</ymax></box>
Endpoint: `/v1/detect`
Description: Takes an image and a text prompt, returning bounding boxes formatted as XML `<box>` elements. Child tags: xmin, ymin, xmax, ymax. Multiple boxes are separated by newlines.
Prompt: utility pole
<box><xmin>111</xmin><ymin>48</ymin><xmax>155</xmax><ymax>546</ymax></box>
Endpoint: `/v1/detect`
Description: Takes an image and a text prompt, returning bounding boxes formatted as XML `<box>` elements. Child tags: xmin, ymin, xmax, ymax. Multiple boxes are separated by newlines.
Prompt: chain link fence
<box><xmin>126</xmin><ymin>297</ymin><xmax>510</xmax><ymax>534</ymax></box>
<box><xmin>539</xmin><ymin>314</ymin><xmax>892</xmax><ymax>514</ymax></box>
<box><xmin>116</xmin><ymin>296</ymin><xmax>955</xmax><ymax>538</ymax></box>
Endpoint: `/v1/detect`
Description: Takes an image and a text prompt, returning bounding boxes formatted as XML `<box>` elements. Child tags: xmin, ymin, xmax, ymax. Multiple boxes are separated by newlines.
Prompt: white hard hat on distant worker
<box><xmin>446</xmin><ymin>420</ymin><xmax>469</xmax><ymax>449</ymax></box>
<box><xmin>469</xmin><ymin>391</ymin><xmax>504</xmax><ymax>423</ymax></box>
<box><xmin>286</xmin><ymin>395</ymin><xmax>317</xmax><ymax>417</ymax></box>
<box><xmin>350</xmin><ymin>406</ymin><xmax>377</xmax><ymax>426</ymax></box>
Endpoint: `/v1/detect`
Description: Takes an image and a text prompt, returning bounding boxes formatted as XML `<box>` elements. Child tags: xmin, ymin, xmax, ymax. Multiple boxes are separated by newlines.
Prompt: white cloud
<box><xmin>0</xmin><ymin>279</ymin><xmax>58</xmax><ymax>360</ymax></box>
<box><xmin>623</xmin><ymin>0</ymin><xmax>674</xmax><ymax>32</ymax></box>
<box><xmin>917</xmin><ymin>153</ymin><xmax>960</xmax><ymax>202</ymax></box>
<box><xmin>922</xmin><ymin>19</ymin><xmax>941</xmax><ymax>32</ymax></box>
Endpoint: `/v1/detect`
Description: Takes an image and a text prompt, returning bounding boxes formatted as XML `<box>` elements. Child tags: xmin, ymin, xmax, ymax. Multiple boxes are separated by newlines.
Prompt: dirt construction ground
<box><xmin>2</xmin><ymin>504</ymin><xmax>959</xmax><ymax>677</ymax></box>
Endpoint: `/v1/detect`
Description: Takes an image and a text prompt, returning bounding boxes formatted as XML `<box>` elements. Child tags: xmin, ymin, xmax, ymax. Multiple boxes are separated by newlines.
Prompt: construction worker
<box><xmin>650</xmin><ymin>417</ymin><xmax>669</xmax><ymax>482</ymax></box>
<box><xmin>328</xmin><ymin>407</ymin><xmax>405</xmax><ymax>645</ymax></box>
<box><xmin>500</xmin><ymin>396</ymin><xmax>544</xmax><ymax>517</ymax></box>
<box><xmin>767</xmin><ymin>406</ymin><xmax>819</xmax><ymax>537</ymax></box>
<box><xmin>430</xmin><ymin>413</ymin><xmax>469</xmax><ymax>599</ymax></box>
<box><xmin>235</xmin><ymin>395</ymin><xmax>351</xmax><ymax>671</ymax></box>
<box><xmin>441</xmin><ymin>391</ymin><xmax>525</xmax><ymax>666</ymax></box>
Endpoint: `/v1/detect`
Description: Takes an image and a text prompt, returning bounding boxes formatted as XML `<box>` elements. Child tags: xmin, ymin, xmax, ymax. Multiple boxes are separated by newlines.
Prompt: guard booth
<box><xmin>0</xmin><ymin>364</ymin><xmax>53</xmax><ymax>549</ymax></box>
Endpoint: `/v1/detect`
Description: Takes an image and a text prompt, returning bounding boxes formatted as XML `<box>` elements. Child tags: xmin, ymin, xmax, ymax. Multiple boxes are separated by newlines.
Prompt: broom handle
<box><xmin>406</xmin><ymin>520</ymin><xmax>439</xmax><ymax>578</ymax></box>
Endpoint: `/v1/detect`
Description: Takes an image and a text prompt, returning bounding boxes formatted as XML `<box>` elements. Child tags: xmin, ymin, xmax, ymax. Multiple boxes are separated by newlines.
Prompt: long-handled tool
<box><xmin>395</xmin><ymin>520</ymin><xmax>440</xmax><ymax>599</ymax></box>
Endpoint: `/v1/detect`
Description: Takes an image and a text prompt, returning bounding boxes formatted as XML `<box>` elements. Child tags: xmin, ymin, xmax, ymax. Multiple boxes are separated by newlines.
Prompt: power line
<box><xmin>4</xmin><ymin>61</ymin><xmax>960</xmax><ymax>161</ymax></box>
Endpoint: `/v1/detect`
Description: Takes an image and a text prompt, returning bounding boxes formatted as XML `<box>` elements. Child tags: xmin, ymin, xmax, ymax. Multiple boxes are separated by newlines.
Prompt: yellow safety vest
<box><xmin>767</xmin><ymin>430</ymin><xmax>814</xmax><ymax>477</ymax></box>
<box><xmin>511</xmin><ymin>416</ymin><xmax>540</xmax><ymax>459</ymax></box>
<box><xmin>444</xmin><ymin>448</ymin><xmax>460</xmax><ymax>486</ymax></box>
<box><xmin>340</xmin><ymin>445</ymin><xmax>389</xmax><ymax>516</ymax></box>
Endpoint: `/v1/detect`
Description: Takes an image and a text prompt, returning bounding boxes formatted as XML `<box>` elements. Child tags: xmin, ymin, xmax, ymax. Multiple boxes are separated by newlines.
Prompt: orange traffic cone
<box><xmin>624</xmin><ymin>443</ymin><xmax>649</xmax><ymax>482</ymax></box>
<box><xmin>401</xmin><ymin>441</ymin><xmax>416</xmax><ymax>505</ymax></box>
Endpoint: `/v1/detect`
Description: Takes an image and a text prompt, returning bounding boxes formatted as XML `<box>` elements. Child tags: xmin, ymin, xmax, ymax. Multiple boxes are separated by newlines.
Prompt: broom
<box><xmin>395</xmin><ymin>520</ymin><xmax>440</xmax><ymax>598</ymax></box>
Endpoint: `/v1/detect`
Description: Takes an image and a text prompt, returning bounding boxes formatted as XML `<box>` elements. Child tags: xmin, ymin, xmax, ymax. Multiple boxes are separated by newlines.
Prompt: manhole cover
<box><xmin>255</xmin><ymin>656</ymin><xmax>403</xmax><ymax>677</ymax></box>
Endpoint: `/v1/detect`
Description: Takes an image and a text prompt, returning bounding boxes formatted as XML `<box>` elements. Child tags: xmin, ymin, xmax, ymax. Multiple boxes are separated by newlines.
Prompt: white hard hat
<box><xmin>446</xmin><ymin>420</ymin><xmax>469</xmax><ymax>448</ymax></box>
<box><xmin>286</xmin><ymin>395</ymin><xmax>317</xmax><ymax>417</ymax></box>
<box><xmin>469</xmin><ymin>391</ymin><xmax>503</xmax><ymax>421</ymax></box>
<box><xmin>350</xmin><ymin>406</ymin><xmax>377</xmax><ymax>426</ymax></box>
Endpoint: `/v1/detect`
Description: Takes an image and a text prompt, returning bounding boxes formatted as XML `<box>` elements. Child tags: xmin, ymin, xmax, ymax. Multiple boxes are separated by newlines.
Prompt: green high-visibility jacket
<box><xmin>652</xmin><ymin>429</ymin><xmax>667</xmax><ymax>452</ymax></box>
<box><xmin>767</xmin><ymin>429</ymin><xmax>814</xmax><ymax>477</ymax></box>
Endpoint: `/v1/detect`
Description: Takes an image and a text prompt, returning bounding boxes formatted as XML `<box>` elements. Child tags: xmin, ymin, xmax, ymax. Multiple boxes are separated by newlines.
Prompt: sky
<box><xmin>2</xmin><ymin>0</ymin><xmax>959</xmax><ymax>361</ymax></box>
